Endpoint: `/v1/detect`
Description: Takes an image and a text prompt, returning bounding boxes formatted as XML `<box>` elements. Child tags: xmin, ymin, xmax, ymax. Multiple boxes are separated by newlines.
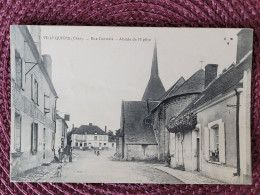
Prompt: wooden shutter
<box><xmin>31</xmin><ymin>74</ymin><xmax>35</xmax><ymax>101</ymax></box>
<box><xmin>31</xmin><ymin>123</ymin><xmax>33</xmax><ymax>153</ymax></box>
<box><xmin>209</xmin><ymin>129</ymin><xmax>215</xmax><ymax>152</ymax></box>
<box><xmin>36</xmin><ymin>81</ymin><xmax>38</xmax><ymax>105</ymax></box>
<box><xmin>204</xmin><ymin>127</ymin><xmax>209</xmax><ymax>160</ymax></box>
<box><xmin>22</xmin><ymin>60</ymin><xmax>26</xmax><ymax>90</ymax></box>
<box><xmin>219</xmin><ymin>122</ymin><xmax>226</xmax><ymax>163</ymax></box>
<box><xmin>35</xmin><ymin>124</ymin><xmax>38</xmax><ymax>152</ymax></box>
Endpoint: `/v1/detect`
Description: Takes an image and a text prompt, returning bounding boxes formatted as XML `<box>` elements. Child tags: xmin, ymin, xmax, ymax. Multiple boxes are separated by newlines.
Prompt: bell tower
<box><xmin>142</xmin><ymin>41</ymin><xmax>166</xmax><ymax>101</ymax></box>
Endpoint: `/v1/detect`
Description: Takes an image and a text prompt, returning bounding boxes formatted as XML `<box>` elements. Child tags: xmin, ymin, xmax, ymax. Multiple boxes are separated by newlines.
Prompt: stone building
<box><xmin>167</xmin><ymin>29</ymin><xmax>253</xmax><ymax>184</ymax></box>
<box><xmin>145</xmin><ymin>68</ymin><xmax>206</xmax><ymax>161</ymax></box>
<box><xmin>71</xmin><ymin>123</ymin><xmax>108</xmax><ymax>150</ymax></box>
<box><xmin>54</xmin><ymin>114</ymin><xmax>68</xmax><ymax>155</ymax></box>
<box><xmin>10</xmin><ymin>26</ymin><xmax>58</xmax><ymax>175</ymax></box>
<box><xmin>117</xmin><ymin>42</ymin><xmax>165</xmax><ymax>160</ymax></box>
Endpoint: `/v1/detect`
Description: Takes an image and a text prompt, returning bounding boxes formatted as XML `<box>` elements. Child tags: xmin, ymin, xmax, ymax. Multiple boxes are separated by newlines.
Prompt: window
<box><xmin>112</xmin><ymin>143</ymin><xmax>114</xmax><ymax>147</ymax></box>
<box><xmin>31</xmin><ymin>123</ymin><xmax>38</xmax><ymax>154</ymax></box>
<box><xmin>14</xmin><ymin>113</ymin><xmax>21</xmax><ymax>152</ymax></box>
<box><xmin>80</xmin><ymin>143</ymin><xmax>82</xmax><ymax>147</ymax></box>
<box><xmin>15</xmin><ymin>51</ymin><xmax>23</xmax><ymax>88</ymax></box>
<box><xmin>99</xmin><ymin>136</ymin><xmax>102</xmax><ymax>141</ymax></box>
<box><xmin>205</xmin><ymin>120</ymin><xmax>225</xmax><ymax>163</ymax></box>
<box><xmin>44</xmin><ymin>95</ymin><xmax>50</xmax><ymax>113</ymax></box>
<box><xmin>104</xmin><ymin>143</ymin><xmax>106</xmax><ymax>146</ymax></box>
<box><xmin>99</xmin><ymin>143</ymin><xmax>102</xmax><ymax>147</ymax></box>
<box><xmin>31</xmin><ymin>74</ymin><xmax>38</xmax><ymax>104</ymax></box>
<box><xmin>145</xmin><ymin>118</ymin><xmax>153</xmax><ymax>124</ymax></box>
<box><xmin>94</xmin><ymin>136</ymin><xmax>97</xmax><ymax>141</ymax></box>
<box><xmin>209</xmin><ymin>125</ymin><xmax>219</xmax><ymax>162</ymax></box>
<box><xmin>84</xmin><ymin>143</ymin><xmax>87</xmax><ymax>146</ymax></box>
<box><xmin>75</xmin><ymin>142</ymin><xmax>78</xmax><ymax>146</ymax></box>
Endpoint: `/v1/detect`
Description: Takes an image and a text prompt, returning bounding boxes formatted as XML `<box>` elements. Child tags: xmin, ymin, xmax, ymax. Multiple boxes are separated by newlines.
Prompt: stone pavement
<box><xmin>150</xmin><ymin>164</ymin><xmax>224</xmax><ymax>184</ymax></box>
<box><xmin>11</xmin><ymin>162</ymin><xmax>63</xmax><ymax>182</ymax></box>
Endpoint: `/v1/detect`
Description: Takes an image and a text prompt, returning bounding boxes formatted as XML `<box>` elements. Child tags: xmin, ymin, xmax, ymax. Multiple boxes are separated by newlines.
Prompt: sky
<box><xmin>40</xmin><ymin>26</ymin><xmax>240</xmax><ymax>133</ymax></box>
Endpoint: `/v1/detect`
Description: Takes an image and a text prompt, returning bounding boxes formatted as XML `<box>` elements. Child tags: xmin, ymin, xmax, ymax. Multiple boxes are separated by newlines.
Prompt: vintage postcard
<box><xmin>10</xmin><ymin>25</ymin><xmax>253</xmax><ymax>184</ymax></box>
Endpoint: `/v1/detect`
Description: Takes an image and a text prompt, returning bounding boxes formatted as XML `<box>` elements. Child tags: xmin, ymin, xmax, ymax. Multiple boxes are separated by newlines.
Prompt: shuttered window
<box><xmin>31</xmin><ymin>74</ymin><xmax>38</xmax><ymax>104</ymax></box>
<box><xmin>44</xmin><ymin>95</ymin><xmax>50</xmax><ymax>113</ymax></box>
<box><xmin>31</xmin><ymin>123</ymin><xmax>38</xmax><ymax>154</ymax></box>
<box><xmin>206</xmin><ymin>120</ymin><xmax>226</xmax><ymax>164</ymax></box>
<box><xmin>14</xmin><ymin>113</ymin><xmax>22</xmax><ymax>152</ymax></box>
<box><xmin>15</xmin><ymin>51</ymin><xmax>23</xmax><ymax>88</ymax></box>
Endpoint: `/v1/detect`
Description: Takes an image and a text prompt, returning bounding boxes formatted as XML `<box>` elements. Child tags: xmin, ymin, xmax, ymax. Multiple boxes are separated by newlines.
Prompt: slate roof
<box><xmin>167</xmin><ymin>69</ymin><xmax>205</xmax><ymax>98</ymax></box>
<box><xmin>72</xmin><ymin>124</ymin><xmax>107</xmax><ymax>135</ymax></box>
<box><xmin>108</xmin><ymin>136</ymin><xmax>116</xmax><ymax>142</ymax></box>
<box><xmin>158</xmin><ymin>77</ymin><xmax>185</xmax><ymax>101</ymax></box>
<box><xmin>167</xmin><ymin>51</ymin><xmax>252</xmax><ymax>132</ymax></box>
<box><xmin>148</xmin><ymin>69</ymin><xmax>205</xmax><ymax>114</ymax></box>
<box><xmin>122</xmin><ymin>101</ymin><xmax>158</xmax><ymax>145</ymax></box>
<box><xmin>142</xmin><ymin>77</ymin><xmax>166</xmax><ymax>101</ymax></box>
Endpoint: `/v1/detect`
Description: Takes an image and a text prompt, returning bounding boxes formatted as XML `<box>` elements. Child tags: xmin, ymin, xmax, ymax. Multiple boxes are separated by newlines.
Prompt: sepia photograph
<box><xmin>10</xmin><ymin>25</ymin><xmax>253</xmax><ymax>184</ymax></box>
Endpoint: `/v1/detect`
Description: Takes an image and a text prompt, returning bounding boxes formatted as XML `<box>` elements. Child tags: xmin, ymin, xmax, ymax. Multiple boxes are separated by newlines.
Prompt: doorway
<box><xmin>196</xmin><ymin>138</ymin><xmax>200</xmax><ymax>171</ymax></box>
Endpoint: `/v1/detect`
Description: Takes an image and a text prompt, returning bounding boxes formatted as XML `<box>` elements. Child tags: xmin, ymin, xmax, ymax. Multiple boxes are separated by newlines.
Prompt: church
<box><xmin>116</xmin><ymin>42</ymin><xmax>167</xmax><ymax>161</ymax></box>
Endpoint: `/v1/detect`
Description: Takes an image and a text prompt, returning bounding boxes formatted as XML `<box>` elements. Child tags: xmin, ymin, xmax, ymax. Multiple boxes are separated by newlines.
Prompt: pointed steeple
<box><xmin>151</xmin><ymin>40</ymin><xmax>159</xmax><ymax>78</ymax></box>
<box><xmin>142</xmin><ymin>41</ymin><xmax>166</xmax><ymax>101</ymax></box>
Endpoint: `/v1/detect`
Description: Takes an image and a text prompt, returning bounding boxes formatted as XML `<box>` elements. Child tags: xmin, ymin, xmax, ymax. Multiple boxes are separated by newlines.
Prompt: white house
<box><xmin>71</xmin><ymin>123</ymin><xmax>108</xmax><ymax>150</ymax></box>
<box><xmin>10</xmin><ymin>26</ymin><xmax>58</xmax><ymax>176</ymax></box>
<box><xmin>54</xmin><ymin>114</ymin><xmax>68</xmax><ymax>155</ymax></box>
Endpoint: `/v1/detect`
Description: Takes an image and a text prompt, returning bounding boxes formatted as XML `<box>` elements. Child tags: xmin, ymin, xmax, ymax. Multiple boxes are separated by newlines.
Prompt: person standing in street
<box><xmin>58</xmin><ymin>147</ymin><xmax>64</xmax><ymax>163</ymax></box>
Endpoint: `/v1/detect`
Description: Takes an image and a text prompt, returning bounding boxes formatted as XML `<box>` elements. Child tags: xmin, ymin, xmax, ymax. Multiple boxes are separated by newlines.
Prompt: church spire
<box><xmin>142</xmin><ymin>41</ymin><xmax>166</xmax><ymax>101</ymax></box>
<box><xmin>151</xmin><ymin>40</ymin><xmax>159</xmax><ymax>78</ymax></box>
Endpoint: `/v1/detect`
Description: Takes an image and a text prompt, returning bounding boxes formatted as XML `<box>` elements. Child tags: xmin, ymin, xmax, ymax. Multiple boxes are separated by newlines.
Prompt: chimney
<box><xmin>236</xmin><ymin>29</ymin><xmax>253</xmax><ymax>63</ymax></box>
<box><xmin>89</xmin><ymin>123</ymin><xmax>92</xmax><ymax>126</ymax></box>
<box><xmin>42</xmin><ymin>54</ymin><xmax>52</xmax><ymax>80</ymax></box>
<box><xmin>205</xmin><ymin>64</ymin><xmax>218</xmax><ymax>88</ymax></box>
<box><xmin>105</xmin><ymin>126</ymin><xmax>107</xmax><ymax>133</ymax></box>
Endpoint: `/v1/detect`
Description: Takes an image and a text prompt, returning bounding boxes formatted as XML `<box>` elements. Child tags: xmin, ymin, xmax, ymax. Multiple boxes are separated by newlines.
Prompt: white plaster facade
<box><xmin>72</xmin><ymin>134</ymin><xmax>108</xmax><ymax>149</ymax></box>
<box><xmin>10</xmin><ymin>26</ymin><xmax>58</xmax><ymax>175</ymax></box>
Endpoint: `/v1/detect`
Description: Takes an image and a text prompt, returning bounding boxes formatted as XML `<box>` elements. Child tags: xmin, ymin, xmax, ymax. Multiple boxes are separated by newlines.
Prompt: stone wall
<box><xmin>126</xmin><ymin>144</ymin><xmax>158</xmax><ymax>161</ymax></box>
<box><xmin>152</xmin><ymin>94</ymin><xmax>199</xmax><ymax>161</ymax></box>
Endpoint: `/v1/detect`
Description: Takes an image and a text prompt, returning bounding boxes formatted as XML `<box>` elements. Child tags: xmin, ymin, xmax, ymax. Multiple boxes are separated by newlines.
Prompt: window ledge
<box><xmin>11</xmin><ymin>151</ymin><xmax>23</xmax><ymax>158</ymax></box>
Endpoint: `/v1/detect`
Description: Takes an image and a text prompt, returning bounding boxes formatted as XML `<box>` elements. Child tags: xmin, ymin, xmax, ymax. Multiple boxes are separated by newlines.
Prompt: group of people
<box><xmin>58</xmin><ymin>145</ymin><xmax>72</xmax><ymax>163</ymax></box>
<box><xmin>94</xmin><ymin>150</ymin><xmax>100</xmax><ymax>156</ymax></box>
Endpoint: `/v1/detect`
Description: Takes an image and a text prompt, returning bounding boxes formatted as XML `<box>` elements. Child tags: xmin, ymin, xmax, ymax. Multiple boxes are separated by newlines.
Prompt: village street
<box><xmin>12</xmin><ymin>148</ymin><xmax>222</xmax><ymax>184</ymax></box>
<box><xmin>48</xmin><ymin>149</ymin><xmax>184</xmax><ymax>183</ymax></box>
